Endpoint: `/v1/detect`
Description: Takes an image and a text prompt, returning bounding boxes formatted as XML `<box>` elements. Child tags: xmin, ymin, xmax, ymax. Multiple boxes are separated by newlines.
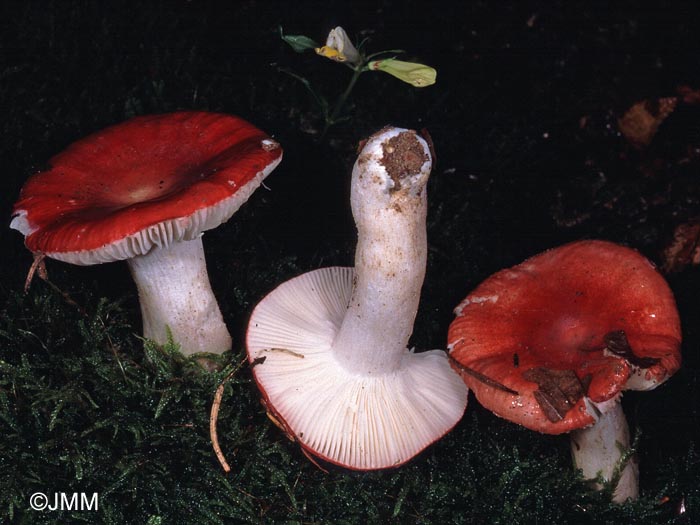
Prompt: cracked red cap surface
<box><xmin>11</xmin><ymin>111</ymin><xmax>282</xmax><ymax>264</ymax></box>
<box><xmin>447</xmin><ymin>240</ymin><xmax>682</xmax><ymax>434</ymax></box>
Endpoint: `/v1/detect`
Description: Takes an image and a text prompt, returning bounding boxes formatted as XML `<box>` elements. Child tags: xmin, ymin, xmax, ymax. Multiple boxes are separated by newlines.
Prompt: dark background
<box><xmin>1</xmin><ymin>1</ymin><xmax>699</xmax><ymax>523</ymax></box>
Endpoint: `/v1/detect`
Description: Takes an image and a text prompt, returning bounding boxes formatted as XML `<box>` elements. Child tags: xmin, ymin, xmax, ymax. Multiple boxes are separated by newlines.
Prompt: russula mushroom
<box><xmin>246</xmin><ymin>127</ymin><xmax>468</xmax><ymax>470</ymax></box>
<box><xmin>447</xmin><ymin>240</ymin><xmax>682</xmax><ymax>502</ymax></box>
<box><xmin>11</xmin><ymin>111</ymin><xmax>282</xmax><ymax>356</ymax></box>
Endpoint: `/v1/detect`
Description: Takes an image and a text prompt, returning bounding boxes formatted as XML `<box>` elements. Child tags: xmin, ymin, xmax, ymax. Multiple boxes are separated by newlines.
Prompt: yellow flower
<box><xmin>315</xmin><ymin>26</ymin><xmax>361</xmax><ymax>66</ymax></box>
<box><xmin>368</xmin><ymin>59</ymin><xmax>437</xmax><ymax>87</ymax></box>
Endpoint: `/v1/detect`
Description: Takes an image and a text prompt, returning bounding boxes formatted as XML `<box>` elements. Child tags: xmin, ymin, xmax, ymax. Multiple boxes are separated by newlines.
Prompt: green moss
<box><xmin>0</xmin><ymin>285</ymin><xmax>696</xmax><ymax>524</ymax></box>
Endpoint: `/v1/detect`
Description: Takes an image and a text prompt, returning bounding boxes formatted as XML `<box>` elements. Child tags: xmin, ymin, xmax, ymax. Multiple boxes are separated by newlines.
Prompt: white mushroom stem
<box><xmin>127</xmin><ymin>236</ymin><xmax>232</xmax><ymax>355</ymax></box>
<box><xmin>332</xmin><ymin>129</ymin><xmax>431</xmax><ymax>375</ymax></box>
<box><xmin>246</xmin><ymin>127</ymin><xmax>468</xmax><ymax>469</ymax></box>
<box><xmin>569</xmin><ymin>401</ymin><xmax>639</xmax><ymax>503</ymax></box>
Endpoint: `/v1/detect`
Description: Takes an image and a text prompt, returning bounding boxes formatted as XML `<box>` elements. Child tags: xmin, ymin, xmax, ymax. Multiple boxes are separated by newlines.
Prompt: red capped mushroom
<box><xmin>448</xmin><ymin>240</ymin><xmax>681</xmax><ymax>502</ymax></box>
<box><xmin>11</xmin><ymin>111</ymin><xmax>282</xmax><ymax>356</ymax></box>
<box><xmin>246</xmin><ymin>127</ymin><xmax>468</xmax><ymax>470</ymax></box>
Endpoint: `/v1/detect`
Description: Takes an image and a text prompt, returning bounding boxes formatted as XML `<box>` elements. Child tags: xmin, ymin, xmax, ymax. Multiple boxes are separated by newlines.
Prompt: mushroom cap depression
<box><xmin>447</xmin><ymin>240</ymin><xmax>681</xmax><ymax>434</ymax></box>
<box><xmin>11</xmin><ymin>111</ymin><xmax>282</xmax><ymax>265</ymax></box>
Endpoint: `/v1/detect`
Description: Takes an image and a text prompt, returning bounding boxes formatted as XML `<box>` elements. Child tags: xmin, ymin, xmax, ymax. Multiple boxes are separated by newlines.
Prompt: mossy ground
<box><xmin>1</xmin><ymin>1</ymin><xmax>699</xmax><ymax>523</ymax></box>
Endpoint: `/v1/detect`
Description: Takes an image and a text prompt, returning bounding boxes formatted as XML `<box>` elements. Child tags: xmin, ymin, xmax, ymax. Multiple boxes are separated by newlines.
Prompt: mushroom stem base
<box><xmin>569</xmin><ymin>401</ymin><xmax>639</xmax><ymax>503</ymax></box>
<box><xmin>128</xmin><ymin>237</ymin><xmax>232</xmax><ymax>356</ymax></box>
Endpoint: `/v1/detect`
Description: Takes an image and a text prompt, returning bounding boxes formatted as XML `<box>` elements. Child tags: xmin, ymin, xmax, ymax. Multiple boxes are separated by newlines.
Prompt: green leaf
<box><xmin>279</xmin><ymin>26</ymin><xmax>319</xmax><ymax>53</ymax></box>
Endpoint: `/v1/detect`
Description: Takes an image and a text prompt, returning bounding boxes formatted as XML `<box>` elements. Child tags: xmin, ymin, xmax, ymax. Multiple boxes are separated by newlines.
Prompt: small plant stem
<box><xmin>322</xmin><ymin>65</ymin><xmax>364</xmax><ymax>137</ymax></box>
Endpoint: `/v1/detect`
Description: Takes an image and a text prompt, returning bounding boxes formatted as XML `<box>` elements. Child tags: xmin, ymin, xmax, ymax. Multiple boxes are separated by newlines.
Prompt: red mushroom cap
<box><xmin>11</xmin><ymin>111</ymin><xmax>282</xmax><ymax>264</ymax></box>
<box><xmin>447</xmin><ymin>240</ymin><xmax>682</xmax><ymax>434</ymax></box>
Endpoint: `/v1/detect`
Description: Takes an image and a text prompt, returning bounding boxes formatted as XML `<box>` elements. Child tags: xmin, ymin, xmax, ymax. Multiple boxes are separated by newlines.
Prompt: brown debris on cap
<box><xmin>523</xmin><ymin>368</ymin><xmax>589</xmax><ymax>423</ymax></box>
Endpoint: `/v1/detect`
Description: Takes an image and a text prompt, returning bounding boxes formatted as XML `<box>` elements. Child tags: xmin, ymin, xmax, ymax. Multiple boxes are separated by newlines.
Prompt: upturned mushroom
<box><xmin>246</xmin><ymin>127</ymin><xmax>468</xmax><ymax>470</ymax></box>
<box><xmin>11</xmin><ymin>111</ymin><xmax>282</xmax><ymax>356</ymax></box>
<box><xmin>447</xmin><ymin>240</ymin><xmax>682</xmax><ymax>502</ymax></box>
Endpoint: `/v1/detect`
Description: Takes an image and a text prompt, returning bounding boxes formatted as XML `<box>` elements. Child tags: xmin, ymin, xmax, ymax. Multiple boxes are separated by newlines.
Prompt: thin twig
<box><xmin>25</xmin><ymin>255</ymin><xmax>88</xmax><ymax>316</ymax></box>
<box><xmin>259</xmin><ymin>347</ymin><xmax>305</xmax><ymax>359</ymax></box>
<box><xmin>301</xmin><ymin>447</ymin><xmax>329</xmax><ymax>474</ymax></box>
<box><xmin>24</xmin><ymin>252</ymin><xmax>47</xmax><ymax>293</ymax></box>
<box><xmin>448</xmin><ymin>354</ymin><xmax>519</xmax><ymax>395</ymax></box>
<box><xmin>24</xmin><ymin>254</ymin><xmax>128</xmax><ymax>377</ymax></box>
<box><xmin>210</xmin><ymin>357</ymin><xmax>248</xmax><ymax>473</ymax></box>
